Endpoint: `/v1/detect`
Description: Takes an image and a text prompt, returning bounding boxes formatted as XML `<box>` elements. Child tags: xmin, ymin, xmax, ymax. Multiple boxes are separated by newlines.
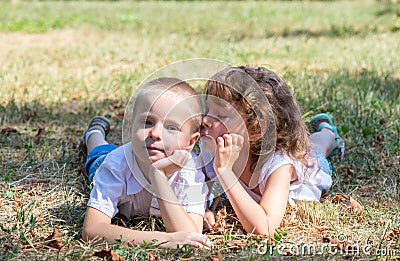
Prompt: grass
<box><xmin>0</xmin><ymin>0</ymin><xmax>399</xmax><ymax>260</ymax></box>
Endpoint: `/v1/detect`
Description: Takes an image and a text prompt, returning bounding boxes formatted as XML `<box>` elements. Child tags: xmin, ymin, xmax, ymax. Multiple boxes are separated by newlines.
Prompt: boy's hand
<box><xmin>213</xmin><ymin>133</ymin><xmax>244</xmax><ymax>175</ymax></box>
<box><xmin>159</xmin><ymin>232</ymin><xmax>212</xmax><ymax>249</ymax></box>
<box><xmin>203</xmin><ymin>209</ymin><xmax>216</xmax><ymax>230</ymax></box>
<box><xmin>151</xmin><ymin>150</ymin><xmax>190</xmax><ymax>178</ymax></box>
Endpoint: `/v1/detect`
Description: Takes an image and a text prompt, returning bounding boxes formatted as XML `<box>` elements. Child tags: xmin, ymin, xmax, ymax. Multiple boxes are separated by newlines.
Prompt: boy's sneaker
<box><xmin>79</xmin><ymin>116</ymin><xmax>110</xmax><ymax>156</ymax></box>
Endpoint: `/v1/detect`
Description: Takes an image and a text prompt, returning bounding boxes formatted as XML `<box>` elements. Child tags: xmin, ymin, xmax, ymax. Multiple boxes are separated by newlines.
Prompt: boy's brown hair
<box><xmin>134</xmin><ymin>77</ymin><xmax>204</xmax><ymax>132</ymax></box>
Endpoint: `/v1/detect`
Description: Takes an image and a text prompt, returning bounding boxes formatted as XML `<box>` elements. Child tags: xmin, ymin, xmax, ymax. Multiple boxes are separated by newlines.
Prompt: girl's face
<box><xmin>201</xmin><ymin>95</ymin><xmax>248</xmax><ymax>154</ymax></box>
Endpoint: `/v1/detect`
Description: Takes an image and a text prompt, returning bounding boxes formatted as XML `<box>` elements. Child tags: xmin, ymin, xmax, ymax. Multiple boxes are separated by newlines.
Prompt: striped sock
<box><xmin>85</xmin><ymin>129</ymin><xmax>103</xmax><ymax>145</ymax></box>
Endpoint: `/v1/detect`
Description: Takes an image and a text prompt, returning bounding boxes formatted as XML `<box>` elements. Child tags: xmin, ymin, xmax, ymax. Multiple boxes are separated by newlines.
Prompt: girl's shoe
<box><xmin>310</xmin><ymin>113</ymin><xmax>345</xmax><ymax>160</ymax></box>
<box><xmin>79</xmin><ymin>116</ymin><xmax>110</xmax><ymax>156</ymax></box>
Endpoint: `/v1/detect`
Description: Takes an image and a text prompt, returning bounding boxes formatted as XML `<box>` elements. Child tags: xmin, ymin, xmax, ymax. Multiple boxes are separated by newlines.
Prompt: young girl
<box><xmin>80</xmin><ymin>78</ymin><xmax>211</xmax><ymax>249</ymax></box>
<box><xmin>200</xmin><ymin>66</ymin><xmax>344</xmax><ymax>235</ymax></box>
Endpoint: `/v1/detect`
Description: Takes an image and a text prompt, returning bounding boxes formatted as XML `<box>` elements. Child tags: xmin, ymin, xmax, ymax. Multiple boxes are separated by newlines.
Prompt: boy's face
<box><xmin>131</xmin><ymin>91</ymin><xmax>199</xmax><ymax>165</ymax></box>
<box><xmin>201</xmin><ymin>95</ymin><xmax>248</xmax><ymax>154</ymax></box>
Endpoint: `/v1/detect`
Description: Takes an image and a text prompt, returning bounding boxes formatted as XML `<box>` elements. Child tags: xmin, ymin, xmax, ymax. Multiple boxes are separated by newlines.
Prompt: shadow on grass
<box><xmin>0</xmin><ymin>98</ymin><xmax>126</xmax><ymax>207</ymax></box>
<box><xmin>227</xmin><ymin>25</ymin><xmax>380</xmax><ymax>42</ymax></box>
<box><xmin>273</xmin><ymin>25</ymin><xmax>377</xmax><ymax>39</ymax></box>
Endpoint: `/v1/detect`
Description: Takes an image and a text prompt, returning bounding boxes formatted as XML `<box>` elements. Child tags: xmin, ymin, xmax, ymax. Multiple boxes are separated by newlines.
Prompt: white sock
<box><xmin>85</xmin><ymin>129</ymin><xmax>103</xmax><ymax>145</ymax></box>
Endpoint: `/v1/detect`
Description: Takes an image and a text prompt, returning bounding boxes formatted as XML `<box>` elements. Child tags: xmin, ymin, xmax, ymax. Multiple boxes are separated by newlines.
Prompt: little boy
<box><xmin>81</xmin><ymin>78</ymin><xmax>211</xmax><ymax>249</ymax></box>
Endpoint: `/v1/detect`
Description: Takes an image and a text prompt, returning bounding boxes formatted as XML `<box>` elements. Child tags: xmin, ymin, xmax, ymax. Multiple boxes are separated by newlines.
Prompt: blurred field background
<box><xmin>0</xmin><ymin>1</ymin><xmax>399</xmax><ymax>260</ymax></box>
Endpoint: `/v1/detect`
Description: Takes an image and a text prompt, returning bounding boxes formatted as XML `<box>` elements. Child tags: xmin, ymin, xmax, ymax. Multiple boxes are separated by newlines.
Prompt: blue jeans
<box><xmin>314</xmin><ymin>151</ymin><xmax>332</xmax><ymax>176</ymax></box>
<box><xmin>85</xmin><ymin>144</ymin><xmax>118</xmax><ymax>183</ymax></box>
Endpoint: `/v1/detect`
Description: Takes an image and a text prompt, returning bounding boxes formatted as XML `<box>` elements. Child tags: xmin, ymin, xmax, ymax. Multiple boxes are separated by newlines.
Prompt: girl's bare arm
<box><xmin>219</xmin><ymin>165</ymin><xmax>291</xmax><ymax>235</ymax></box>
<box><xmin>213</xmin><ymin>133</ymin><xmax>291</xmax><ymax>235</ymax></box>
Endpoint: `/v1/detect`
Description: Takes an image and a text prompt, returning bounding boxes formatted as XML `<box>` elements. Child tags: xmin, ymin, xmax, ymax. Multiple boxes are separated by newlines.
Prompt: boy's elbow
<box><xmin>82</xmin><ymin>232</ymin><xmax>88</xmax><ymax>242</ymax></box>
<box><xmin>82</xmin><ymin>223</ymin><xmax>97</xmax><ymax>242</ymax></box>
<box><xmin>82</xmin><ymin>227</ymin><xmax>91</xmax><ymax>242</ymax></box>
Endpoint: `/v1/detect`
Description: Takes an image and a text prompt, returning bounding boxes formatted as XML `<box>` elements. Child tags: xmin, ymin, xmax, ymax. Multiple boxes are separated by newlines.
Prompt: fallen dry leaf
<box><xmin>3</xmin><ymin>244</ymin><xmax>11</xmax><ymax>251</ymax></box>
<box><xmin>147</xmin><ymin>252</ymin><xmax>158</xmax><ymax>261</ymax></box>
<box><xmin>45</xmin><ymin>226</ymin><xmax>63</xmax><ymax>249</ymax></box>
<box><xmin>92</xmin><ymin>249</ymin><xmax>126</xmax><ymax>261</ymax></box>
<box><xmin>210</xmin><ymin>251</ymin><xmax>224</xmax><ymax>261</ymax></box>
<box><xmin>331</xmin><ymin>193</ymin><xmax>350</xmax><ymax>203</ymax></box>
<box><xmin>357</xmin><ymin>185</ymin><xmax>375</xmax><ymax>193</ymax></box>
<box><xmin>212</xmin><ymin>206</ymin><xmax>227</xmax><ymax>233</ymax></box>
<box><xmin>388</xmin><ymin>228</ymin><xmax>400</xmax><ymax>241</ymax></box>
<box><xmin>349</xmin><ymin>196</ymin><xmax>363</xmax><ymax>214</ymax></box>
<box><xmin>384</xmin><ymin>161</ymin><xmax>394</xmax><ymax>167</ymax></box>
<box><xmin>23</xmin><ymin>109</ymin><xmax>35</xmax><ymax>121</ymax></box>
<box><xmin>226</xmin><ymin>239</ymin><xmax>248</xmax><ymax>250</ymax></box>
<box><xmin>210</xmin><ymin>236</ymin><xmax>225</xmax><ymax>245</ymax></box>
<box><xmin>13</xmin><ymin>195</ymin><xmax>22</xmax><ymax>209</ymax></box>
<box><xmin>346</xmin><ymin>167</ymin><xmax>354</xmax><ymax>175</ymax></box>
<box><xmin>0</xmin><ymin>126</ymin><xmax>18</xmax><ymax>135</ymax></box>
<box><xmin>33</xmin><ymin>126</ymin><xmax>45</xmax><ymax>144</ymax></box>
<box><xmin>93</xmin><ymin>249</ymin><xmax>111</xmax><ymax>258</ymax></box>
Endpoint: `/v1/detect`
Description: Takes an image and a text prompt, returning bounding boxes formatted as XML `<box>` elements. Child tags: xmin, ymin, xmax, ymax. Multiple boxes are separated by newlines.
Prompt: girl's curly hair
<box><xmin>206</xmin><ymin>66</ymin><xmax>310</xmax><ymax>172</ymax></box>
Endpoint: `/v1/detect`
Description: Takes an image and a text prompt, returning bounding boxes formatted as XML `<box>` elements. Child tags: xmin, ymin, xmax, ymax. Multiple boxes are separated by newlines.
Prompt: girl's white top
<box><xmin>202</xmin><ymin>149</ymin><xmax>332</xmax><ymax>205</ymax></box>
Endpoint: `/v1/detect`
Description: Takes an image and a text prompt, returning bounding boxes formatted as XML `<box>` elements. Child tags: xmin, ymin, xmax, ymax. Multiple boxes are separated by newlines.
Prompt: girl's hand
<box><xmin>151</xmin><ymin>150</ymin><xmax>190</xmax><ymax>178</ymax></box>
<box><xmin>213</xmin><ymin>134</ymin><xmax>244</xmax><ymax>175</ymax></box>
<box><xmin>159</xmin><ymin>232</ymin><xmax>212</xmax><ymax>249</ymax></box>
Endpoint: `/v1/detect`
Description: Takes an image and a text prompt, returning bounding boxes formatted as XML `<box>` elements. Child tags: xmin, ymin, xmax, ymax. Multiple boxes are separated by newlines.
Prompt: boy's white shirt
<box><xmin>87</xmin><ymin>143</ymin><xmax>208</xmax><ymax>219</ymax></box>
<box><xmin>201</xmin><ymin>144</ymin><xmax>332</xmax><ymax>205</ymax></box>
